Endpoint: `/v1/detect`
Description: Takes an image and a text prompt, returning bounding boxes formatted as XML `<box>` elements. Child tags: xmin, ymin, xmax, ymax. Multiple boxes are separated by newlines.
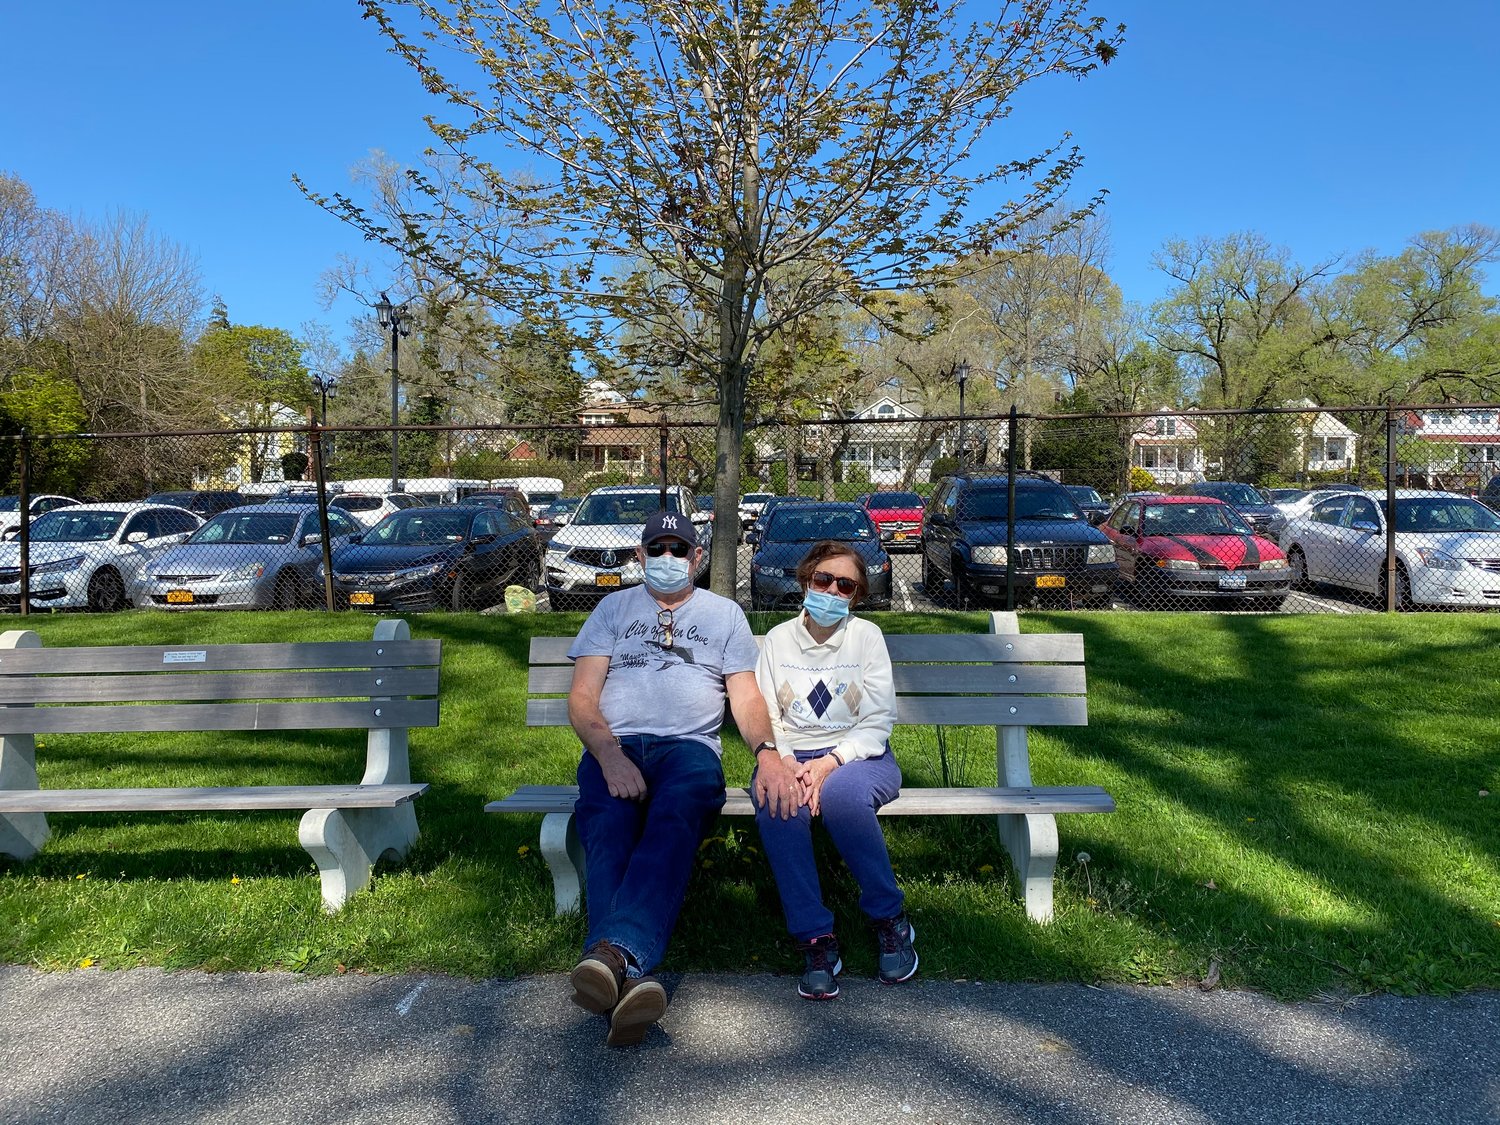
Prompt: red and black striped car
<box><xmin>1101</xmin><ymin>494</ymin><xmax>1291</xmax><ymax>609</ymax></box>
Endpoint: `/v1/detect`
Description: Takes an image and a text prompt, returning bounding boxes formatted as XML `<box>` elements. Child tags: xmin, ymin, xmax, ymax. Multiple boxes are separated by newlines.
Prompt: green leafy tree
<box><xmin>193</xmin><ymin>322</ymin><xmax>311</xmax><ymax>480</ymax></box>
<box><xmin>0</xmin><ymin>368</ymin><xmax>92</xmax><ymax>494</ymax></box>
<box><xmin>302</xmin><ymin>0</ymin><xmax>1122</xmax><ymax>594</ymax></box>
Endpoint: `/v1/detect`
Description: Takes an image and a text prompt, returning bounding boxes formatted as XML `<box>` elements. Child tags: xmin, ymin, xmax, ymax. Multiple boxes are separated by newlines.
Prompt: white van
<box><xmin>490</xmin><ymin>477</ymin><xmax>566</xmax><ymax>516</ymax></box>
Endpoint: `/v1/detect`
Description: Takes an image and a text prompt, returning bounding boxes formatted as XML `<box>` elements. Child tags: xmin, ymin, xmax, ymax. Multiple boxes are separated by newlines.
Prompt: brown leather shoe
<box><xmin>605</xmin><ymin>977</ymin><xmax>667</xmax><ymax>1047</ymax></box>
<box><xmin>570</xmin><ymin>941</ymin><xmax>627</xmax><ymax>1014</ymax></box>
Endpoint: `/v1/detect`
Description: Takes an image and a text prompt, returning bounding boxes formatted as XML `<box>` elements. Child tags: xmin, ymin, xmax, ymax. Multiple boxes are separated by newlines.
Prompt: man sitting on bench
<box><xmin>564</xmin><ymin>510</ymin><xmax>801</xmax><ymax>1046</ymax></box>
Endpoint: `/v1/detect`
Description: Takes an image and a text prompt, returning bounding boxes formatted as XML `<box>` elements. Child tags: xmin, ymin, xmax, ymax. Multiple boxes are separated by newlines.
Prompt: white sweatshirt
<box><xmin>755</xmin><ymin>613</ymin><xmax>896</xmax><ymax>763</ymax></box>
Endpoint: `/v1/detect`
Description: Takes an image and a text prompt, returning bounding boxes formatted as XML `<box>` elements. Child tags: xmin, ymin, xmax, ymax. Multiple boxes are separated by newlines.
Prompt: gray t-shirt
<box><xmin>568</xmin><ymin>584</ymin><xmax>760</xmax><ymax>755</ymax></box>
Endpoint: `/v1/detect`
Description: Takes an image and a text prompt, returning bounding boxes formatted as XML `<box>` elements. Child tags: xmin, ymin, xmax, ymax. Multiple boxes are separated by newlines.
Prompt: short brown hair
<box><xmin>795</xmin><ymin>541</ymin><xmax>869</xmax><ymax>604</ymax></box>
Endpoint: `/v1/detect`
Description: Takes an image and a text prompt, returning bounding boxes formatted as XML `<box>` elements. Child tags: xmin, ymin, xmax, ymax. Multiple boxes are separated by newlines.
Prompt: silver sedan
<box><xmin>133</xmin><ymin>504</ymin><xmax>362</xmax><ymax>609</ymax></box>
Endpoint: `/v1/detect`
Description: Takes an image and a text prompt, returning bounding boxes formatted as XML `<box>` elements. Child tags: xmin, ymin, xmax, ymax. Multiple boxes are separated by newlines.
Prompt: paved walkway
<box><xmin>1</xmin><ymin>967</ymin><xmax>1495</xmax><ymax>1124</ymax></box>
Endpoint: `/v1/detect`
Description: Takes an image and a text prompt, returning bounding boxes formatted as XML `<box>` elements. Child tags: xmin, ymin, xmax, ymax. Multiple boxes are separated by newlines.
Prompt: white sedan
<box><xmin>1282</xmin><ymin>490</ymin><xmax>1500</xmax><ymax>609</ymax></box>
<box><xmin>0</xmin><ymin>502</ymin><xmax>202</xmax><ymax>611</ymax></box>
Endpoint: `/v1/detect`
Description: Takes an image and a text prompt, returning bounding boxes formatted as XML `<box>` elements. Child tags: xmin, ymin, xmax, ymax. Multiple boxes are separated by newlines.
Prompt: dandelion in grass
<box><xmin>230</xmin><ymin>877</ymin><xmax>241</xmax><ymax>885</ymax></box>
<box><xmin>78</xmin><ymin>958</ymin><xmax>94</xmax><ymax>968</ymax></box>
<box><xmin>516</xmin><ymin>845</ymin><xmax>530</xmax><ymax>857</ymax></box>
<box><xmin>977</xmin><ymin>864</ymin><xmax>994</xmax><ymax>877</ymax></box>
<box><xmin>74</xmin><ymin>874</ymin><xmax>85</xmax><ymax>881</ymax></box>
<box><xmin>1076</xmin><ymin>852</ymin><xmax>1093</xmax><ymax>896</ymax></box>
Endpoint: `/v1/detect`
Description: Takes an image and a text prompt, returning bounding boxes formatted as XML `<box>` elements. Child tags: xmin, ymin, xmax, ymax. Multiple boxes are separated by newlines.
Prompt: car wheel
<box><xmin>86</xmin><ymin>568</ymin><xmax>126</xmax><ymax>613</ymax></box>
<box><xmin>451</xmin><ymin>572</ymin><xmax>475</xmax><ymax>611</ymax></box>
<box><xmin>1287</xmin><ymin>546</ymin><xmax>1311</xmax><ymax>591</ymax></box>
<box><xmin>270</xmin><ymin>574</ymin><xmax>298</xmax><ymax>610</ymax></box>
<box><xmin>1396</xmin><ymin>565</ymin><xmax>1414</xmax><ymax>612</ymax></box>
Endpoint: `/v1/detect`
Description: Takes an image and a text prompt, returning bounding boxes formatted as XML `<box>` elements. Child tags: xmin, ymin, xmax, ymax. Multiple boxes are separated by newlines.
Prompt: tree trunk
<box><xmin>710</xmin><ymin>364</ymin><xmax>748</xmax><ymax>599</ymax></box>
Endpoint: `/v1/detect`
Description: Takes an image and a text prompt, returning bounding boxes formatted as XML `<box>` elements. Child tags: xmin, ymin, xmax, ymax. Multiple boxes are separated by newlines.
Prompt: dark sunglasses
<box><xmin>809</xmin><ymin>570</ymin><xmax>859</xmax><ymax>597</ymax></box>
<box><xmin>645</xmin><ymin>541</ymin><xmax>693</xmax><ymax>557</ymax></box>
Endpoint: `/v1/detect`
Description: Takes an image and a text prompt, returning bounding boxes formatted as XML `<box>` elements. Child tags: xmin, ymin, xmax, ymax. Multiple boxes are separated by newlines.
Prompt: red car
<box><xmin>1101</xmin><ymin>494</ymin><xmax>1292</xmax><ymax>609</ymax></box>
<box><xmin>859</xmin><ymin>491</ymin><xmax>924</xmax><ymax>551</ymax></box>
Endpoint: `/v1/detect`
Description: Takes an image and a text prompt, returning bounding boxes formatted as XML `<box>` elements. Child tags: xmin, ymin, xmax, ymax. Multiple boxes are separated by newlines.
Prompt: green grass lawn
<box><xmin>1</xmin><ymin>608</ymin><xmax>1496</xmax><ymax>997</ymax></box>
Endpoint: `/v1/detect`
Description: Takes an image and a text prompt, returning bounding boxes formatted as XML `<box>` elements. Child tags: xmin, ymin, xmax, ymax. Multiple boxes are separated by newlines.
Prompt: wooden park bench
<box><xmin>487</xmin><ymin>611</ymin><xmax>1112</xmax><ymax>923</ymax></box>
<box><xmin>0</xmin><ymin>619</ymin><xmax>439</xmax><ymax>911</ymax></box>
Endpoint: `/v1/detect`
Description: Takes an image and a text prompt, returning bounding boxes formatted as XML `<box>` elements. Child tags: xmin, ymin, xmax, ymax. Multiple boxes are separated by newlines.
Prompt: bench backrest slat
<box><xmin>528</xmin><ymin>633</ymin><xmax>1082</xmax><ymax>665</ymax></box>
<box><xmin>0</xmin><ymin>639</ymin><xmax>440</xmax><ymax>676</ymax></box>
<box><xmin>0</xmin><ymin>698</ymin><xmax>440</xmax><ymax>736</ymax></box>
<box><xmin>525</xmin><ymin>692</ymin><xmax>1084</xmax><ymax>730</ymax></box>
<box><xmin>526</xmin><ymin>662</ymin><xmax>1085</xmax><ymax>697</ymax></box>
<box><xmin>0</xmin><ymin>667</ymin><xmax>440</xmax><ymax>706</ymax></box>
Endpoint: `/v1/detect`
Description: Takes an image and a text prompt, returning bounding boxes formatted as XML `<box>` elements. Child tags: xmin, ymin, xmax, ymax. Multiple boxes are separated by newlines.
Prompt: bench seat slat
<box><xmin>0</xmin><ymin>640</ymin><xmax>440</xmax><ymax>676</ymax></box>
<box><xmin>486</xmin><ymin>784</ymin><xmax>1114</xmax><ymax>817</ymax></box>
<box><xmin>526</xmin><ymin>663</ymin><xmax>1087</xmax><ymax>696</ymax></box>
<box><xmin>0</xmin><ymin>783</ymin><xmax>429</xmax><ymax>813</ymax></box>
<box><xmin>0</xmin><ymin>667</ymin><xmax>440</xmax><ymax>706</ymax></box>
<box><xmin>0</xmin><ymin>698</ymin><xmax>440</xmax><ymax>736</ymax></box>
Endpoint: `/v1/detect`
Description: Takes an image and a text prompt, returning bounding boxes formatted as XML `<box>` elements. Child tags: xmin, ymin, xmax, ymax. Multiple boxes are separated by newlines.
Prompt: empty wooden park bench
<box><xmin>488</xmin><ymin>611</ymin><xmax>1113</xmax><ymax>923</ymax></box>
<box><xmin>0</xmin><ymin>619</ymin><xmax>439</xmax><ymax>910</ymax></box>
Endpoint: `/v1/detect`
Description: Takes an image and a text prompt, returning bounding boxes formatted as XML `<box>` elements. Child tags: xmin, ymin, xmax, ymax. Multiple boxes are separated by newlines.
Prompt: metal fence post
<box><xmin>1005</xmin><ymin>406</ymin><xmax>1018</xmax><ymax>612</ymax></box>
<box><xmin>1384</xmin><ymin>405</ymin><xmax>1398</xmax><ymax>612</ymax></box>
<box><xmin>16</xmin><ymin>431</ymin><xmax>29</xmax><ymax>617</ymax></box>
<box><xmin>310</xmin><ymin>421</ymin><xmax>336</xmax><ymax>612</ymax></box>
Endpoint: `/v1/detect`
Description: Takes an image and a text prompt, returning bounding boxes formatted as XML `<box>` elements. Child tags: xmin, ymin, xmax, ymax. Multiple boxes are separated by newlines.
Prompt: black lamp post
<box><xmin>955</xmin><ymin>360</ymin><xmax>970</xmax><ymax>468</ymax></box>
<box><xmin>374</xmin><ymin>292</ymin><xmax>412</xmax><ymax>493</ymax></box>
<box><xmin>310</xmin><ymin>372</ymin><xmax>335</xmax><ymax>425</ymax></box>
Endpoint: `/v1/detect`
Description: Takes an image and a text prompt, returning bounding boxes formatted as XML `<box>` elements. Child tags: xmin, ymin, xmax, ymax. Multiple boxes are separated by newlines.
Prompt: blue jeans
<box><xmin>752</xmin><ymin>747</ymin><xmax>904</xmax><ymax>941</ymax></box>
<box><xmin>574</xmin><ymin>735</ymin><xmax>726</xmax><ymax>974</ymax></box>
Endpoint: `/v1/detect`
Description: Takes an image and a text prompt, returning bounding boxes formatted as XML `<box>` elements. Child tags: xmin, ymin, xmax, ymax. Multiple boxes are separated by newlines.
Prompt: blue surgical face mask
<box><xmin>802</xmin><ymin>589</ymin><xmax>851</xmax><ymax>627</ymax></box>
<box><xmin>644</xmin><ymin>552</ymin><xmax>693</xmax><ymax>594</ymax></box>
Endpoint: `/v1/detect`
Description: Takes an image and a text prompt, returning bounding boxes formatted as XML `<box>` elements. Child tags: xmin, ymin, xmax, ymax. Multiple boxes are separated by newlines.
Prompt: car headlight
<box><xmin>1087</xmin><ymin>544</ymin><xmax>1115</xmax><ymax>564</ymax></box>
<box><xmin>223</xmin><ymin>561</ymin><xmax>266</xmax><ymax>583</ymax></box>
<box><xmin>545</xmin><ymin>548</ymin><xmax>568</xmax><ymax>566</ymax></box>
<box><xmin>972</xmin><ymin>546</ymin><xmax>1007</xmax><ymax>565</ymax></box>
<box><xmin>400</xmin><ymin>560</ymin><xmax>448</xmax><ymax>579</ymax></box>
<box><xmin>1156</xmin><ymin>557</ymin><xmax>1200</xmax><ymax>570</ymax></box>
<box><xmin>1414</xmin><ymin>547</ymin><xmax>1464</xmax><ymax>571</ymax></box>
<box><xmin>1259</xmin><ymin>559</ymin><xmax>1289</xmax><ymax>570</ymax></box>
<box><xmin>754</xmin><ymin>564</ymin><xmax>786</xmax><ymax>577</ymax></box>
<box><xmin>30</xmin><ymin>555</ymin><xmax>85</xmax><ymax>574</ymax></box>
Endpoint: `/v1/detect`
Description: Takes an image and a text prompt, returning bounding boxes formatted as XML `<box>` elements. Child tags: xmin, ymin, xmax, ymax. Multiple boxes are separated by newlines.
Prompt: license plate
<box><xmin>893</xmin><ymin>531</ymin><xmax>907</xmax><ymax>542</ymax></box>
<box><xmin>1037</xmin><ymin>574</ymin><xmax>1066</xmax><ymax>588</ymax></box>
<box><xmin>165</xmin><ymin>590</ymin><xmax>194</xmax><ymax>604</ymax></box>
<box><xmin>596</xmin><ymin>573</ymin><xmax>621</xmax><ymax>588</ymax></box>
<box><xmin>349</xmin><ymin>591</ymin><xmax>376</xmax><ymax>606</ymax></box>
<box><xmin>1218</xmin><ymin>573</ymin><xmax>1248</xmax><ymax>590</ymax></box>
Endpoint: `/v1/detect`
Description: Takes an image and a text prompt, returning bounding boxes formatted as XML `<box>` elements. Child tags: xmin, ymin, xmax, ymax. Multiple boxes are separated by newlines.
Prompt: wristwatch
<box><xmin>754</xmin><ymin>740</ymin><xmax>779</xmax><ymax>755</ymax></box>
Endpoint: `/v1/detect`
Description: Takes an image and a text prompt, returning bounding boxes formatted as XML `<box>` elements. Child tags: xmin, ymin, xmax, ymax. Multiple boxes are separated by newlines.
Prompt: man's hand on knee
<box><xmin>599</xmin><ymin>749</ymin><xmax>648</xmax><ymax>800</ymax></box>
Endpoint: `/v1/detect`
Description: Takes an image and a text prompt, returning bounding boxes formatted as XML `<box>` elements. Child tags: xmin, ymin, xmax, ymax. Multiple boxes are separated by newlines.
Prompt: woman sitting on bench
<box><xmin>752</xmin><ymin>540</ymin><xmax>917</xmax><ymax>1000</ymax></box>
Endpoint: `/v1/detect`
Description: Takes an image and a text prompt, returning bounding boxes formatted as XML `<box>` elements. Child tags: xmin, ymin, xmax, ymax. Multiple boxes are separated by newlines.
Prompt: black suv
<box><xmin>921</xmin><ymin>471</ymin><xmax>1118</xmax><ymax>607</ymax></box>
<box><xmin>1481</xmin><ymin>475</ymin><xmax>1500</xmax><ymax>514</ymax></box>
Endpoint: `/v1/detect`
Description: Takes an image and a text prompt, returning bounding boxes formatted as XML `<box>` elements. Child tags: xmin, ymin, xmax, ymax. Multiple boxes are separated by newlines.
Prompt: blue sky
<box><xmin>4</xmin><ymin>1</ymin><xmax>1497</xmax><ymax>350</ymax></box>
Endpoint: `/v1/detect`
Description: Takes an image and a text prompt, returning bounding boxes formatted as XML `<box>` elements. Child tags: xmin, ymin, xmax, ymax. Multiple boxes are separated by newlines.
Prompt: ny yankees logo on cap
<box><xmin>642</xmin><ymin>508</ymin><xmax>699</xmax><ymax>548</ymax></box>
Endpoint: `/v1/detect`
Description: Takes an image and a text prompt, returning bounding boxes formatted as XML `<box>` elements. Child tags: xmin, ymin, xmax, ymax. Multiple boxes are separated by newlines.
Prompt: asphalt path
<box><xmin>1</xmin><ymin>967</ymin><xmax>1494</xmax><ymax>1124</ymax></box>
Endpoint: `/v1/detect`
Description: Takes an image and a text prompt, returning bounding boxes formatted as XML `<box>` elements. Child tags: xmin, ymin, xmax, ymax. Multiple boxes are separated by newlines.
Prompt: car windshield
<box><xmin>528</xmin><ymin>491</ymin><xmax>561</xmax><ymax>506</ymax></box>
<box><xmin>1065</xmin><ymin>486</ymin><xmax>1104</xmax><ymax>504</ymax></box>
<box><xmin>1141</xmin><ymin>503</ymin><xmax>1251</xmax><ymax>536</ymax></box>
<box><xmin>743</xmin><ymin>493</ymin><xmax>773</xmax><ymax>504</ymax></box>
<box><xmin>1267</xmin><ymin>488</ymin><xmax>1308</xmax><ymax>503</ymax></box>
<box><xmin>1199</xmin><ymin>483</ymin><xmax>1264</xmax><ymax>507</ymax></box>
<box><xmin>572</xmin><ymin>492</ymin><xmax>682</xmax><ymax>525</ymax></box>
<box><xmin>30</xmin><ymin>509</ymin><xmax>125</xmax><ymax>542</ymax></box>
<box><xmin>364</xmin><ymin>510</ymin><xmax>474</xmax><ymax>545</ymax></box>
<box><xmin>188</xmin><ymin>512</ymin><xmax>300</xmax><ymax>545</ymax></box>
<box><xmin>0</xmin><ymin>497</ymin><xmax>20</xmax><ymax>512</ymax></box>
<box><xmin>1394</xmin><ymin>497</ymin><xmax>1500</xmax><ymax>533</ymax></box>
<box><xmin>542</xmin><ymin>499</ymin><xmax>579</xmax><ymax>517</ymax></box>
<box><xmin>334</xmin><ymin>496</ymin><xmax>385</xmax><ymax>512</ymax></box>
<box><xmin>767</xmin><ymin>508</ymin><xmax>873</xmax><ymax>542</ymax></box>
<box><xmin>865</xmin><ymin>492</ymin><xmax>922</xmax><ymax>510</ymax></box>
<box><xmin>148</xmin><ymin>492</ymin><xmax>195</xmax><ymax>506</ymax></box>
<box><xmin>959</xmin><ymin>488</ymin><xmax>1081</xmax><ymax>521</ymax></box>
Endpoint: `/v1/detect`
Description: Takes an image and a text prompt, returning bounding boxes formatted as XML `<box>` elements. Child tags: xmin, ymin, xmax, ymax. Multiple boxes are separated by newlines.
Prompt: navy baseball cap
<box><xmin>642</xmin><ymin>510</ymin><xmax>698</xmax><ymax>547</ymax></box>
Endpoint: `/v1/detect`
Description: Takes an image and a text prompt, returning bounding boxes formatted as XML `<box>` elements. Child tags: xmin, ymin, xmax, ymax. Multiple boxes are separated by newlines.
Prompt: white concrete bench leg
<box><xmin>0</xmin><ymin>630</ymin><xmax>47</xmax><ymax>860</ymax></box>
<box><xmin>299</xmin><ymin>806</ymin><xmax>420</xmax><ymax>912</ymax></box>
<box><xmin>539</xmin><ymin>812</ymin><xmax>585</xmax><ymax>915</ymax></box>
<box><xmin>989</xmin><ymin>610</ymin><xmax>1059</xmax><ymax>924</ymax></box>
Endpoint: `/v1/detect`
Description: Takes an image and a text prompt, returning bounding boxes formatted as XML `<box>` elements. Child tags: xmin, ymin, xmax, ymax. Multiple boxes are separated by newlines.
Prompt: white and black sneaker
<box><xmin>796</xmin><ymin>933</ymin><xmax>842</xmax><ymax>1000</ymax></box>
<box><xmin>874</xmin><ymin>915</ymin><xmax>918</xmax><ymax>984</ymax></box>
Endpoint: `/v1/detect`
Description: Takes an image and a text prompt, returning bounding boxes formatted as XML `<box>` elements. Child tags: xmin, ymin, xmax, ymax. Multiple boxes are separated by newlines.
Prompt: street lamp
<box><xmin>310</xmin><ymin>372</ymin><xmax>335</xmax><ymax>425</ymax></box>
<box><xmin>955</xmin><ymin>360</ymin><xmax>970</xmax><ymax>468</ymax></box>
<box><xmin>374</xmin><ymin>291</ymin><xmax>412</xmax><ymax>493</ymax></box>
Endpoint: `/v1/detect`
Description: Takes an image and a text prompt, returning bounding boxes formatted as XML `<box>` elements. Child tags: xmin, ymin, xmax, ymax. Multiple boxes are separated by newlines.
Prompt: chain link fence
<box><xmin>2</xmin><ymin>404</ymin><xmax>1497</xmax><ymax>616</ymax></box>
